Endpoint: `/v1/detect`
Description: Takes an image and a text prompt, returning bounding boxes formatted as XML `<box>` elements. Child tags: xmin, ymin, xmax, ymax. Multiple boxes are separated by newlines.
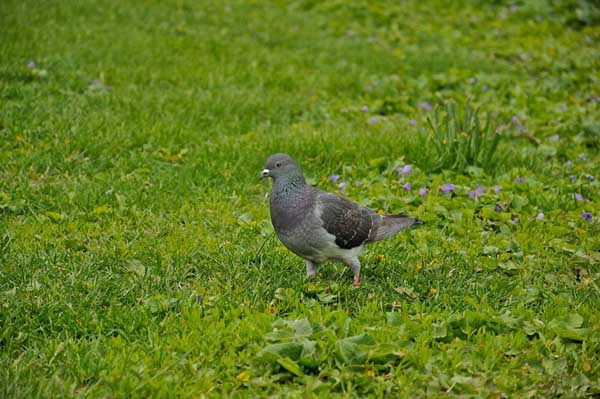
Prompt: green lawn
<box><xmin>1</xmin><ymin>0</ymin><xmax>599</xmax><ymax>397</ymax></box>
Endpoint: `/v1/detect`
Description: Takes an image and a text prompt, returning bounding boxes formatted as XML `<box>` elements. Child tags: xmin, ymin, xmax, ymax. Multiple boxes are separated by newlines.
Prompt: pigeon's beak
<box><xmin>260</xmin><ymin>168</ymin><xmax>270</xmax><ymax>179</ymax></box>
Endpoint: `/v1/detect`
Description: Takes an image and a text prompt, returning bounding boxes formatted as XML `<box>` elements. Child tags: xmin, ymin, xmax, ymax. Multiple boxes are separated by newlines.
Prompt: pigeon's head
<box><xmin>261</xmin><ymin>153</ymin><xmax>303</xmax><ymax>181</ymax></box>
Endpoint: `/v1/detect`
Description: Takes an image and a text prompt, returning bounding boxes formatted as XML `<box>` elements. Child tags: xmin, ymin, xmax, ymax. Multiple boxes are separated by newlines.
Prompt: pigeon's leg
<box><xmin>305</xmin><ymin>259</ymin><xmax>320</xmax><ymax>279</ymax></box>
<box><xmin>343</xmin><ymin>258</ymin><xmax>361</xmax><ymax>288</ymax></box>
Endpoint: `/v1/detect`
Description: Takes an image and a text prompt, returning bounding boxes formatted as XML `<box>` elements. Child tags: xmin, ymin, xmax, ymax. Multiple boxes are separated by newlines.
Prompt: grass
<box><xmin>1</xmin><ymin>0</ymin><xmax>600</xmax><ymax>397</ymax></box>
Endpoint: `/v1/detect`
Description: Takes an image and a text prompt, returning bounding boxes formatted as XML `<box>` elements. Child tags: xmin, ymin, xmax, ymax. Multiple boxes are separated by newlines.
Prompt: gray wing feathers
<box><xmin>367</xmin><ymin>214</ymin><xmax>420</xmax><ymax>242</ymax></box>
<box><xmin>317</xmin><ymin>191</ymin><xmax>422</xmax><ymax>248</ymax></box>
<box><xmin>318</xmin><ymin>193</ymin><xmax>374</xmax><ymax>249</ymax></box>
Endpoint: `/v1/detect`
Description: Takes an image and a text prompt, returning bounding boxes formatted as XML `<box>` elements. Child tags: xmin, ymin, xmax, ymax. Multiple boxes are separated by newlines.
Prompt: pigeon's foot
<box><xmin>353</xmin><ymin>275</ymin><xmax>360</xmax><ymax>289</ymax></box>
<box><xmin>306</xmin><ymin>260</ymin><xmax>320</xmax><ymax>279</ymax></box>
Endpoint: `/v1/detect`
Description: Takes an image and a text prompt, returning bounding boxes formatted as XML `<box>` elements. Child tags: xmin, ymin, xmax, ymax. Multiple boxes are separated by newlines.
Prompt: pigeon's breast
<box><xmin>269</xmin><ymin>191</ymin><xmax>310</xmax><ymax>233</ymax></box>
<box><xmin>270</xmin><ymin>191</ymin><xmax>330</xmax><ymax>260</ymax></box>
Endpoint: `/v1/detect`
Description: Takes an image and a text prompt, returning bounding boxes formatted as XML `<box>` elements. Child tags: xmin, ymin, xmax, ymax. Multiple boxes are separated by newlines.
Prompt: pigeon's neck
<box><xmin>272</xmin><ymin>173</ymin><xmax>307</xmax><ymax>196</ymax></box>
<box><xmin>270</xmin><ymin>173</ymin><xmax>311</xmax><ymax>234</ymax></box>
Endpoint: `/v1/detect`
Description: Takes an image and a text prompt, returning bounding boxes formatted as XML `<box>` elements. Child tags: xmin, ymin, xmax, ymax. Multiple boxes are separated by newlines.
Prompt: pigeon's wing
<box><xmin>316</xmin><ymin>192</ymin><xmax>379</xmax><ymax>249</ymax></box>
<box><xmin>366</xmin><ymin>214</ymin><xmax>421</xmax><ymax>242</ymax></box>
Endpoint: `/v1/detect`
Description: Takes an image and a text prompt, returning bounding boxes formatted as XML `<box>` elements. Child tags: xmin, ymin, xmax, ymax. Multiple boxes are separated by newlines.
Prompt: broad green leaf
<box><xmin>480</xmin><ymin>207</ymin><xmax>497</xmax><ymax>220</ymax></box>
<box><xmin>553</xmin><ymin>313</ymin><xmax>583</xmax><ymax>329</ymax></box>
<box><xmin>300</xmin><ymin>339</ymin><xmax>316</xmax><ymax>358</ymax></box>
<box><xmin>45</xmin><ymin>211</ymin><xmax>64</xmax><ymax>222</ymax></box>
<box><xmin>537</xmin><ymin>144</ymin><xmax>557</xmax><ymax>158</ymax></box>
<box><xmin>144</xmin><ymin>296</ymin><xmax>178</xmax><ymax>313</ymax></box>
<box><xmin>552</xmin><ymin>327</ymin><xmax>589</xmax><ymax>341</ymax></box>
<box><xmin>336</xmin><ymin>334</ymin><xmax>375</xmax><ymax>365</ymax></box>
<box><xmin>369</xmin><ymin>157</ymin><xmax>387</xmax><ymax>170</ymax></box>
<box><xmin>264</xmin><ymin>329</ymin><xmax>294</xmax><ymax>341</ymax></box>
<box><xmin>465</xmin><ymin>166</ymin><xmax>483</xmax><ymax>176</ymax></box>
<box><xmin>367</xmin><ymin>343</ymin><xmax>406</xmax><ymax>364</ymax></box>
<box><xmin>386</xmin><ymin>312</ymin><xmax>403</xmax><ymax>327</ymax></box>
<box><xmin>512</xmin><ymin>195</ymin><xmax>529</xmax><ymax>210</ymax></box>
<box><xmin>337</xmin><ymin>340</ymin><xmax>366</xmax><ymax>365</ymax></box>
<box><xmin>274</xmin><ymin>288</ymin><xmax>296</xmax><ymax>302</ymax></box>
<box><xmin>432</xmin><ymin>323</ymin><xmax>447</xmax><ymax>339</ymax></box>
<box><xmin>237</xmin><ymin>213</ymin><xmax>252</xmax><ymax>224</ymax></box>
<box><xmin>549</xmin><ymin>314</ymin><xmax>588</xmax><ymax>341</ymax></box>
<box><xmin>341</xmin><ymin>334</ymin><xmax>375</xmax><ymax>346</ymax></box>
<box><xmin>317</xmin><ymin>293</ymin><xmax>337</xmax><ymax>304</ymax></box>
<box><xmin>260</xmin><ymin>342</ymin><xmax>303</xmax><ymax>361</ymax></box>
<box><xmin>394</xmin><ymin>286</ymin><xmax>417</xmax><ymax>299</ymax></box>
<box><xmin>92</xmin><ymin>205</ymin><xmax>113</xmax><ymax>216</ymax></box>
<box><xmin>499</xmin><ymin>261</ymin><xmax>520</xmax><ymax>273</ymax></box>
<box><xmin>272</xmin><ymin>318</ymin><xmax>313</xmax><ymax>337</ymax></box>
<box><xmin>542</xmin><ymin>358</ymin><xmax>567</xmax><ymax>376</ymax></box>
<box><xmin>483</xmin><ymin>246</ymin><xmax>500</xmax><ymax>255</ymax></box>
<box><xmin>126</xmin><ymin>259</ymin><xmax>146</xmax><ymax>278</ymax></box>
<box><xmin>277</xmin><ymin>357</ymin><xmax>303</xmax><ymax>377</ymax></box>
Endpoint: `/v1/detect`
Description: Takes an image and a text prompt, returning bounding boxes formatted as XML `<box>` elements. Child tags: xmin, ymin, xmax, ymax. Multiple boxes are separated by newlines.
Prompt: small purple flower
<box><xmin>441</xmin><ymin>183</ymin><xmax>455</xmax><ymax>194</ymax></box>
<box><xmin>365</xmin><ymin>86</ymin><xmax>373</xmax><ymax>93</ymax></box>
<box><xmin>510</xmin><ymin>4</ymin><xmax>518</xmax><ymax>12</ymax></box>
<box><xmin>468</xmin><ymin>77</ymin><xmax>476</xmax><ymax>84</ymax></box>
<box><xmin>369</xmin><ymin>116</ymin><xmax>378</xmax><ymax>125</ymax></box>
<box><xmin>355</xmin><ymin>181</ymin><xmax>362</xmax><ymax>187</ymax></box>
<box><xmin>410</xmin><ymin>118</ymin><xmax>417</xmax><ymax>126</ymax></box>
<box><xmin>418</xmin><ymin>102</ymin><xmax>432</xmax><ymax>111</ymax></box>
<box><xmin>482</xmin><ymin>85</ymin><xmax>488</xmax><ymax>91</ymax></box>
<box><xmin>347</xmin><ymin>29</ymin><xmax>355</xmax><ymax>37</ymax></box>
<box><xmin>579</xmin><ymin>153</ymin><xmax>586</xmax><ymax>161</ymax></box>
<box><xmin>493</xmin><ymin>185</ymin><xmax>502</xmax><ymax>193</ymax></box>
<box><xmin>197</xmin><ymin>295</ymin><xmax>204</xmax><ymax>304</ymax></box>
<box><xmin>514</xmin><ymin>177</ymin><xmax>525</xmax><ymax>183</ymax></box>
<box><xmin>418</xmin><ymin>187</ymin><xmax>427</xmax><ymax>198</ymax></box>
<box><xmin>586</xmin><ymin>174</ymin><xmax>594</xmax><ymax>181</ymax></box>
<box><xmin>574</xmin><ymin>193</ymin><xmax>584</xmax><ymax>201</ymax></box>
<box><xmin>517</xmin><ymin>124</ymin><xmax>526</xmax><ymax>132</ymax></box>
<box><xmin>569</xmin><ymin>175</ymin><xmax>576</xmax><ymax>183</ymax></box>
<box><xmin>403</xmin><ymin>182</ymin><xmax>411</xmax><ymax>191</ymax></box>
<box><xmin>361</xmin><ymin>105</ymin><xmax>369</xmax><ymax>112</ymax></box>
<box><xmin>511</xmin><ymin>116</ymin><xmax>520</xmax><ymax>125</ymax></box>
<box><xmin>582</xmin><ymin>212</ymin><xmax>593</xmax><ymax>221</ymax></box>
<box><xmin>373</xmin><ymin>80</ymin><xmax>380</xmax><ymax>86</ymax></box>
<box><xmin>537</xmin><ymin>212</ymin><xmax>545</xmax><ymax>220</ymax></box>
<box><xmin>338</xmin><ymin>181</ymin><xmax>347</xmax><ymax>191</ymax></box>
<box><xmin>535</xmin><ymin>15</ymin><xmax>542</xmax><ymax>22</ymax></box>
<box><xmin>395</xmin><ymin>165</ymin><xmax>411</xmax><ymax>174</ymax></box>
<box><xmin>27</xmin><ymin>61</ymin><xmax>36</xmax><ymax>69</ymax></box>
<box><xmin>512</xmin><ymin>218</ymin><xmax>520</xmax><ymax>225</ymax></box>
<box><xmin>330</xmin><ymin>175</ymin><xmax>340</xmax><ymax>183</ymax></box>
<box><xmin>550</xmin><ymin>134</ymin><xmax>560</xmax><ymax>142</ymax></box>
<box><xmin>588</xmin><ymin>95</ymin><xmax>597</xmax><ymax>102</ymax></box>
<box><xmin>468</xmin><ymin>186</ymin><xmax>484</xmax><ymax>200</ymax></box>
<box><xmin>566</xmin><ymin>160</ymin><xmax>572</xmax><ymax>168</ymax></box>
<box><xmin>341</xmin><ymin>108</ymin><xmax>349</xmax><ymax>114</ymax></box>
<box><xmin>495</xmin><ymin>203</ymin><xmax>503</xmax><ymax>212</ymax></box>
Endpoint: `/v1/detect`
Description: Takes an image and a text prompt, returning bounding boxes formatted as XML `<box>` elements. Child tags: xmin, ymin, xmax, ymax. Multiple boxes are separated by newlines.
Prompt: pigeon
<box><xmin>261</xmin><ymin>153</ymin><xmax>422</xmax><ymax>288</ymax></box>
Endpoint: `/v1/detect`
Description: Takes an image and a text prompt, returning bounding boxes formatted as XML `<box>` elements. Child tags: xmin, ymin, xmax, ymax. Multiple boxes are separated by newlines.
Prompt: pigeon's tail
<box><xmin>367</xmin><ymin>214</ymin><xmax>422</xmax><ymax>242</ymax></box>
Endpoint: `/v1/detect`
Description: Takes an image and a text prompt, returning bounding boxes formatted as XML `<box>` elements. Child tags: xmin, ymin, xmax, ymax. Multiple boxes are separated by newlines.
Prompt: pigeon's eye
<box><xmin>275</xmin><ymin>161</ymin><xmax>282</xmax><ymax>168</ymax></box>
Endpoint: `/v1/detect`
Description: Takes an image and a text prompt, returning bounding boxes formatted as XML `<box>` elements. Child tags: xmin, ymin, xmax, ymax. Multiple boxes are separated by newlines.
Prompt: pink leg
<box><xmin>345</xmin><ymin>258</ymin><xmax>361</xmax><ymax>289</ymax></box>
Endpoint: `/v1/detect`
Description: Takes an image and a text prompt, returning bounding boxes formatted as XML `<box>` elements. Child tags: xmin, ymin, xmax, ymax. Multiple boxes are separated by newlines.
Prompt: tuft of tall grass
<box><xmin>425</xmin><ymin>102</ymin><xmax>507</xmax><ymax>175</ymax></box>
